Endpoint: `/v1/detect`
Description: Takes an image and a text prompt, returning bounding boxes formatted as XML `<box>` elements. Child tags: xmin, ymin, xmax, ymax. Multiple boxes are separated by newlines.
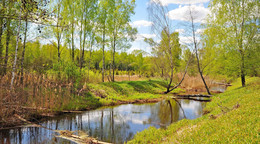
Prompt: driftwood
<box><xmin>174</xmin><ymin>97</ymin><xmax>211</xmax><ymax>102</ymax></box>
<box><xmin>56</xmin><ymin>130</ymin><xmax>112</xmax><ymax>144</ymax></box>
<box><xmin>176</xmin><ymin>94</ymin><xmax>212</xmax><ymax>98</ymax></box>
<box><xmin>213</xmin><ymin>82</ymin><xmax>232</xmax><ymax>86</ymax></box>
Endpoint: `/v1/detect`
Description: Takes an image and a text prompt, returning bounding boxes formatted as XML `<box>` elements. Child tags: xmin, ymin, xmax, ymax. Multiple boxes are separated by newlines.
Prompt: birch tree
<box><xmin>206</xmin><ymin>0</ymin><xmax>259</xmax><ymax>87</ymax></box>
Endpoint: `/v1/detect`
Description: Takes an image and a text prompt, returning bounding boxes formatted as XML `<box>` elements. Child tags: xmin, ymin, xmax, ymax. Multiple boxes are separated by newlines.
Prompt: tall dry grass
<box><xmin>174</xmin><ymin>73</ymin><xmax>214</xmax><ymax>92</ymax></box>
<box><xmin>0</xmin><ymin>72</ymin><xmax>88</xmax><ymax>126</ymax></box>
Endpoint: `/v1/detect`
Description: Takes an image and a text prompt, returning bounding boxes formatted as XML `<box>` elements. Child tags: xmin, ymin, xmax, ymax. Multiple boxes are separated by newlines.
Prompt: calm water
<box><xmin>0</xmin><ymin>99</ymin><xmax>207</xmax><ymax>144</ymax></box>
<box><xmin>210</xmin><ymin>85</ymin><xmax>227</xmax><ymax>93</ymax></box>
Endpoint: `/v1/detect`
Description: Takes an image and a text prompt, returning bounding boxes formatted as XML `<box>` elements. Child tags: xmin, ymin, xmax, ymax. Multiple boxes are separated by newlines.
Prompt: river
<box><xmin>0</xmin><ymin>98</ymin><xmax>207</xmax><ymax>144</ymax></box>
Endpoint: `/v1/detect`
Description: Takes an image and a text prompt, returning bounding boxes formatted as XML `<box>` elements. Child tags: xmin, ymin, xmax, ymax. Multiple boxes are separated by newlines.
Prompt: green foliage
<box><xmin>203</xmin><ymin>0</ymin><xmax>260</xmax><ymax>86</ymax></box>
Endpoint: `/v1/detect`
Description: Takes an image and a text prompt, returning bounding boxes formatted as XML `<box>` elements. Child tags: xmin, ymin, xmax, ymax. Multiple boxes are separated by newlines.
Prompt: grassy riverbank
<box><xmin>62</xmin><ymin>79</ymin><xmax>180</xmax><ymax>110</ymax></box>
<box><xmin>1</xmin><ymin>79</ymin><xmax>181</xmax><ymax>128</ymax></box>
<box><xmin>128</xmin><ymin>77</ymin><xmax>260</xmax><ymax>143</ymax></box>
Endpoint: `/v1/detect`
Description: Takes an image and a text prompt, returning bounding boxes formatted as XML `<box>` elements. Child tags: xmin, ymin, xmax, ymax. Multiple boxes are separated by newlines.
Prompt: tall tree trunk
<box><xmin>56</xmin><ymin>3</ymin><xmax>61</xmax><ymax>62</ymax></box>
<box><xmin>10</xmin><ymin>7</ymin><xmax>22</xmax><ymax>89</ymax></box>
<box><xmin>161</xmin><ymin>68</ymin><xmax>163</xmax><ymax>77</ymax></box>
<box><xmin>20</xmin><ymin>18</ymin><xmax>28</xmax><ymax>84</ymax></box>
<box><xmin>71</xmin><ymin>22</ymin><xmax>75</xmax><ymax>62</ymax></box>
<box><xmin>0</xmin><ymin>0</ymin><xmax>5</xmax><ymax>70</ymax></box>
<box><xmin>195</xmin><ymin>47</ymin><xmax>211</xmax><ymax>95</ymax></box>
<box><xmin>190</xmin><ymin>9</ymin><xmax>211</xmax><ymax>95</ymax></box>
<box><xmin>79</xmin><ymin>9</ymin><xmax>85</xmax><ymax>69</ymax></box>
<box><xmin>112</xmin><ymin>33</ymin><xmax>116</xmax><ymax>82</ymax></box>
<box><xmin>3</xmin><ymin>18</ymin><xmax>11</xmax><ymax>75</ymax></box>
<box><xmin>239</xmin><ymin>0</ymin><xmax>246</xmax><ymax>87</ymax></box>
<box><xmin>240</xmin><ymin>50</ymin><xmax>246</xmax><ymax>87</ymax></box>
<box><xmin>165</xmin><ymin>55</ymin><xmax>191</xmax><ymax>93</ymax></box>
<box><xmin>57</xmin><ymin>39</ymin><xmax>61</xmax><ymax>62</ymax></box>
<box><xmin>88</xmin><ymin>43</ymin><xmax>93</xmax><ymax>81</ymax></box>
<box><xmin>166</xmin><ymin>32</ymin><xmax>174</xmax><ymax>93</ymax></box>
<box><xmin>102</xmin><ymin>24</ymin><xmax>106</xmax><ymax>82</ymax></box>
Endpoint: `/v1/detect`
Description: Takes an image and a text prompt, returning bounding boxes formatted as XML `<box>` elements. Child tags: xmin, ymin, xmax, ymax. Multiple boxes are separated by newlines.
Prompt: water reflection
<box><xmin>210</xmin><ymin>85</ymin><xmax>227</xmax><ymax>93</ymax></box>
<box><xmin>0</xmin><ymin>99</ymin><xmax>206</xmax><ymax>144</ymax></box>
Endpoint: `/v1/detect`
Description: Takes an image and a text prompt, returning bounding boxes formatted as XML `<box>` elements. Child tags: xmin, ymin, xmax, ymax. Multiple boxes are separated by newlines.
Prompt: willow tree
<box><xmin>207</xmin><ymin>0</ymin><xmax>259</xmax><ymax>87</ymax></box>
<box><xmin>147</xmin><ymin>0</ymin><xmax>185</xmax><ymax>93</ymax></box>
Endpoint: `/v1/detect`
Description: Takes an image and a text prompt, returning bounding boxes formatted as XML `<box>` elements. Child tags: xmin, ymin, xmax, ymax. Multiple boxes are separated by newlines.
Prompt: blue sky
<box><xmin>128</xmin><ymin>0</ymin><xmax>210</xmax><ymax>54</ymax></box>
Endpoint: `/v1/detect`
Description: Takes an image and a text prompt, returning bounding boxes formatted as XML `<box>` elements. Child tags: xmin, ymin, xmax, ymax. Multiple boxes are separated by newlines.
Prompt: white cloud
<box><xmin>195</xmin><ymin>28</ymin><xmax>205</xmax><ymax>34</ymax></box>
<box><xmin>179</xmin><ymin>36</ymin><xmax>200</xmax><ymax>44</ymax></box>
<box><xmin>150</xmin><ymin>0</ymin><xmax>209</xmax><ymax>6</ymax></box>
<box><xmin>175</xmin><ymin>29</ymin><xmax>185</xmax><ymax>34</ymax></box>
<box><xmin>179</xmin><ymin>36</ymin><xmax>193</xmax><ymax>44</ymax></box>
<box><xmin>136</xmin><ymin>34</ymin><xmax>156</xmax><ymax>41</ymax></box>
<box><xmin>131</xmin><ymin>20</ymin><xmax>153</xmax><ymax>28</ymax></box>
<box><xmin>167</xmin><ymin>5</ymin><xmax>209</xmax><ymax>23</ymax></box>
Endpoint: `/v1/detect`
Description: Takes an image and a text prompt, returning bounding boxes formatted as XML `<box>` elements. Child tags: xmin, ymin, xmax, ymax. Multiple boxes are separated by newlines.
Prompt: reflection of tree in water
<box><xmin>0</xmin><ymin>100</ymin><xmax>205</xmax><ymax>144</ymax></box>
<box><xmin>83</xmin><ymin>108</ymin><xmax>132</xmax><ymax>144</ymax></box>
<box><xmin>146</xmin><ymin>99</ymin><xmax>180</xmax><ymax>127</ymax></box>
<box><xmin>159</xmin><ymin>99</ymin><xmax>180</xmax><ymax>124</ymax></box>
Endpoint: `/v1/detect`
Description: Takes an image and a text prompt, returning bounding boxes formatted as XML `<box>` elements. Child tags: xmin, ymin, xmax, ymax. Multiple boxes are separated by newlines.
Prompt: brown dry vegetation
<box><xmin>174</xmin><ymin>73</ymin><xmax>215</xmax><ymax>93</ymax></box>
<box><xmin>0</xmin><ymin>73</ymin><xmax>96</xmax><ymax>128</ymax></box>
<box><xmin>0</xmin><ymin>71</ymin><xmax>223</xmax><ymax>128</ymax></box>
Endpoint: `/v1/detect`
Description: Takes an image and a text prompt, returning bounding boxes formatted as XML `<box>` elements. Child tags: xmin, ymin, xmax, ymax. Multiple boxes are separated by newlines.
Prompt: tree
<box><xmin>10</xmin><ymin>5</ymin><xmax>22</xmax><ymax>89</ymax></box>
<box><xmin>3</xmin><ymin>0</ymin><xmax>12</xmax><ymax>75</ymax></box>
<box><xmin>107</xmin><ymin>0</ymin><xmax>136</xmax><ymax>82</ymax></box>
<box><xmin>66</xmin><ymin>0</ymin><xmax>77</xmax><ymax>62</ymax></box>
<box><xmin>78</xmin><ymin>0</ymin><xmax>98</xmax><ymax>69</ymax></box>
<box><xmin>147</xmin><ymin>0</ymin><xmax>185</xmax><ymax>93</ymax></box>
<box><xmin>187</xmin><ymin>5</ymin><xmax>211</xmax><ymax>95</ymax></box>
<box><xmin>97</xmin><ymin>0</ymin><xmax>111</xmax><ymax>82</ymax></box>
<box><xmin>207</xmin><ymin>0</ymin><xmax>259</xmax><ymax>87</ymax></box>
<box><xmin>47</xmin><ymin>0</ymin><xmax>66</xmax><ymax>62</ymax></box>
<box><xmin>0</xmin><ymin>0</ymin><xmax>5</xmax><ymax>68</ymax></box>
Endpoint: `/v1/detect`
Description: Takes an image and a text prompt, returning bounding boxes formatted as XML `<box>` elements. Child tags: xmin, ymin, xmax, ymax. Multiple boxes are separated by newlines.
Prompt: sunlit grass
<box><xmin>88</xmin><ymin>80</ymin><xmax>172</xmax><ymax>105</ymax></box>
<box><xmin>128</xmin><ymin>77</ymin><xmax>260</xmax><ymax>144</ymax></box>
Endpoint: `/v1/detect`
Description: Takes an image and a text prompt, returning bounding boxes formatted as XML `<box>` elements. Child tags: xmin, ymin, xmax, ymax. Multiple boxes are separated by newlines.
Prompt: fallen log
<box><xmin>212</xmin><ymin>82</ymin><xmax>232</xmax><ymax>86</ymax></box>
<box><xmin>174</xmin><ymin>97</ymin><xmax>211</xmax><ymax>102</ymax></box>
<box><xmin>56</xmin><ymin>131</ymin><xmax>112</xmax><ymax>144</ymax></box>
<box><xmin>176</xmin><ymin>94</ymin><xmax>212</xmax><ymax>98</ymax></box>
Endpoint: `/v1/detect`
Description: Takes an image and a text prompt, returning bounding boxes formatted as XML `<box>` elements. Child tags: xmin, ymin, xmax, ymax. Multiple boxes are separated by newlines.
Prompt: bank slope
<box><xmin>128</xmin><ymin>77</ymin><xmax>260</xmax><ymax>144</ymax></box>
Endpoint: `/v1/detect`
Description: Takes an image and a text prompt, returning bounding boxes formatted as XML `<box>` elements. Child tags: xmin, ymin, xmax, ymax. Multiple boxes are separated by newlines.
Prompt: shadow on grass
<box><xmin>100</xmin><ymin>80</ymin><xmax>168</xmax><ymax>95</ymax></box>
<box><xmin>102</xmin><ymin>82</ymin><xmax>129</xmax><ymax>95</ymax></box>
<box><xmin>62</xmin><ymin>92</ymin><xmax>102</xmax><ymax>111</ymax></box>
<box><xmin>127</xmin><ymin>80</ymin><xmax>167</xmax><ymax>94</ymax></box>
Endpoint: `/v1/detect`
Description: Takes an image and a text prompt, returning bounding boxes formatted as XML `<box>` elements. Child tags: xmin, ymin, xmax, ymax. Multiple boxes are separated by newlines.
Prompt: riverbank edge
<box><xmin>1</xmin><ymin>80</ymin><xmax>175</xmax><ymax>129</ymax></box>
<box><xmin>128</xmin><ymin>77</ymin><xmax>260</xmax><ymax>144</ymax></box>
<box><xmin>0</xmin><ymin>97</ymin><xmax>165</xmax><ymax>130</ymax></box>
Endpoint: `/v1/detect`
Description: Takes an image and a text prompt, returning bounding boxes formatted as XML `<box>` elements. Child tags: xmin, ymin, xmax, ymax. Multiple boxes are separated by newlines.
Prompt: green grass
<box><xmin>61</xmin><ymin>94</ymin><xmax>102</xmax><ymax>111</ymax></box>
<box><xmin>128</xmin><ymin>77</ymin><xmax>260</xmax><ymax>144</ymax></box>
<box><xmin>87</xmin><ymin>80</ymin><xmax>179</xmax><ymax>105</ymax></box>
<box><xmin>40</xmin><ymin>80</ymin><xmax>174</xmax><ymax>112</ymax></box>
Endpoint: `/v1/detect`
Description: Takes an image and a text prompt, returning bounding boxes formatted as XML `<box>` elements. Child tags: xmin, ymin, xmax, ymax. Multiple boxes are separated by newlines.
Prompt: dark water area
<box><xmin>0</xmin><ymin>99</ymin><xmax>207</xmax><ymax>144</ymax></box>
